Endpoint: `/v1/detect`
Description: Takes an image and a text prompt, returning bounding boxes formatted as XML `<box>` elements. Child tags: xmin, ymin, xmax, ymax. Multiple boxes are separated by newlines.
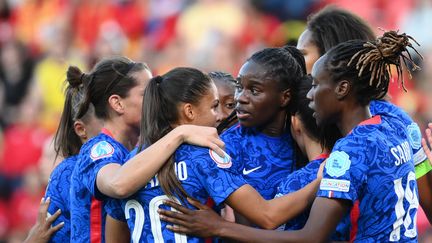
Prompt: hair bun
<box><xmin>66</xmin><ymin>66</ymin><xmax>85</xmax><ymax>88</ymax></box>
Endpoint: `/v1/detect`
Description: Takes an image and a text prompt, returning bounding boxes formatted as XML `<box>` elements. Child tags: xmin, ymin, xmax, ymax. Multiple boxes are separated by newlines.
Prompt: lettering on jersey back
<box><xmin>147</xmin><ymin>161</ymin><xmax>188</xmax><ymax>189</ymax></box>
<box><xmin>391</xmin><ymin>141</ymin><xmax>412</xmax><ymax>166</ymax></box>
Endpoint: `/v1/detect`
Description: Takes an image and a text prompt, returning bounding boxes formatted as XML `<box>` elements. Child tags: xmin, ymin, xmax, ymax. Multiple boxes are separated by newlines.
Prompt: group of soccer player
<box><xmin>23</xmin><ymin>6</ymin><xmax>432</xmax><ymax>243</ymax></box>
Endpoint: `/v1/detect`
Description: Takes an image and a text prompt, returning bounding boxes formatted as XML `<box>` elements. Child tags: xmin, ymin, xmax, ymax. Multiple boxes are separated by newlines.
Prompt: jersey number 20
<box><xmin>125</xmin><ymin>196</ymin><xmax>188</xmax><ymax>243</ymax></box>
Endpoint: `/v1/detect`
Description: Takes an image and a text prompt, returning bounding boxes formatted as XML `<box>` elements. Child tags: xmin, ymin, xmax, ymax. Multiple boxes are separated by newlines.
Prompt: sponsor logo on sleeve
<box><xmin>209</xmin><ymin>150</ymin><xmax>232</xmax><ymax>168</ymax></box>
<box><xmin>407</xmin><ymin>122</ymin><xmax>422</xmax><ymax>150</ymax></box>
<box><xmin>325</xmin><ymin>151</ymin><xmax>351</xmax><ymax>177</ymax></box>
<box><xmin>90</xmin><ymin>141</ymin><xmax>115</xmax><ymax>161</ymax></box>
<box><xmin>320</xmin><ymin>178</ymin><xmax>350</xmax><ymax>192</ymax></box>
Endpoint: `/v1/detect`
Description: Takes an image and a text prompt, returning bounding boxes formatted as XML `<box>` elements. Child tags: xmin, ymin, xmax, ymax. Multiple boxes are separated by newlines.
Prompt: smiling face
<box><xmin>297</xmin><ymin>29</ymin><xmax>322</xmax><ymax>74</ymax></box>
<box><xmin>235</xmin><ymin>60</ymin><xmax>287</xmax><ymax>128</ymax></box>
<box><xmin>307</xmin><ymin>56</ymin><xmax>340</xmax><ymax>126</ymax></box>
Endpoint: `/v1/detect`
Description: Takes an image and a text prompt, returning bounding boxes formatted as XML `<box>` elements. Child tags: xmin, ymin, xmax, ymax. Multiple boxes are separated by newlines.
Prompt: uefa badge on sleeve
<box><xmin>90</xmin><ymin>141</ymin><xmax>115</xmax><ymax>161</ymax></box>
<box><xmin>325</xmin><ymin>151</ymin><xmax>351</xmax><ymax>177</ymax></box>
<box><xmin>209</xmin><ymin>149</ymin><xmax>232</xmax><ymax>168</ymax></box>
<box><xmin>407</xmin><ymin>122</ymin><xmax>421</xmax><ymax>150</ymax></box>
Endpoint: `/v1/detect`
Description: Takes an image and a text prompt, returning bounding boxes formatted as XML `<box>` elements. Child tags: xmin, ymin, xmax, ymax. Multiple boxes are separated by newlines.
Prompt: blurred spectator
<box><xmin>11</xmin><ymin>0</ymin><xmax>68</xmax><ymax>55</ymax></box>
<box><xmin>0</xmin><ymin>84</ymin><xmax>48</xmax><ymax>184</ymax></box>
<box><xmin>0</xmin><ymin>38</ymin><xmax>34</xmax><ymax>127</ymax></box>
<box><xmin>399</xmin><ymin>0</ymin><xmax>432</xmax><ymax>51</ymax></box>
<box><xmin>0</xmin><ymin>0</ymin><xmax>13</xmax><ymax>45</ymax></box>
<box><xmin>7</xmin><ymin>167</ymin><xmax>44</xmax><ymax>242</ymax></box>
<box><xmin>33</xmin><ymin>23</ymin><xmax>84</xmax><ymax>132</ymax></box>
<box><xmin>176</xmin><ymin>0</ymin><xmax>246</xmax><ymax>68</ymax></box>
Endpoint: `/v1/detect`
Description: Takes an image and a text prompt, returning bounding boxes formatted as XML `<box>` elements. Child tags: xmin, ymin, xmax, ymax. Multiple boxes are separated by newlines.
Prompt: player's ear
<box><xmin>181</xmin><ymin>103</ymin><xmax>195</xmax><ymax>122</ymax></box>
<box><xmin>74</xmin><ymin>120</ymin><xmax>87</xmax><ymax>141</ymax></box>
<box><xmin>335</xmin><ymin>80</ymin><xmax>350</xmax><ymax>100</ymax></box>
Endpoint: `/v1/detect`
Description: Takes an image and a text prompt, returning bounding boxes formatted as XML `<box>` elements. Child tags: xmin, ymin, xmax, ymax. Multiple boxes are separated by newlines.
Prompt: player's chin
<box><xmin>238</xmin><ymin>117</ymin><xmax>256</xmax><ymax>127</ymax></box>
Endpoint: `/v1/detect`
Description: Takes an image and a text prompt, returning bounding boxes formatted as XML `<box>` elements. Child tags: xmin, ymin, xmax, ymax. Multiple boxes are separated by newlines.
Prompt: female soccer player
<box><xmin>109</xmin><ymin>67</ymin><xmax>319</xmax><ymax>242</ymax></box>
<box><xmin>159</xmin><ymin>31</ymin><xmax>421</xmax><ymax>242</ymax></box>
<box><xmin>297</xmin><ymin>6</ymin><xmax>432</xmax><ymax>223</ymax></box>
<box><xmin>68</xmin><ymin>57</ymin><xmax>226</xmax><ymax>242</ymax></box>
<box><xmin>221</xmin><ymin>46</ymin><xmax>306</xmax><ymax>201</ymax></box>
<box><xmin>274</xmin><ymin>75</ymin><xmax>349</xmax><ymax>241</ymax></box>
<box><xmin>44</xmin><ymin>72</ymin><xmax>102</xmax><ymax>242</ymax></box>
<box><xmin>208</xmin><ymin>71</ymin><xmax>237</xmax><ymax>133</ymax></box>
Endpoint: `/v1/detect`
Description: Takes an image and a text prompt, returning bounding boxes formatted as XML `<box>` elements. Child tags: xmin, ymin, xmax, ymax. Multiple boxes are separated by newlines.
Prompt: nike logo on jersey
<box><xmin>243</xmin><ymin>166</ymin><xmax>262</xmax><ymax>175</ymax></box>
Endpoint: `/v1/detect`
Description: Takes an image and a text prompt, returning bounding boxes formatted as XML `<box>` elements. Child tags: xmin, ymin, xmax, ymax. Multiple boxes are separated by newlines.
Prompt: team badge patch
<box><xmin>209</xmin><ymin>149</ymin><xmax>232</xmax><ymax>168</ymax></box>
<box><xmin>90</xmin><ymin>141</ymin><xmax>115</xmax><ymax>161</ymax></box>
<box><xmin>407</xmin><ymin>123</ymin><xmax>421</xmax><ymax>150</ymax></box>
<box><xmin>320</xmin><ymin>178</ymin><xmax>350</xmax><ymax>192</ymax></box>
<box><xmin>325</xmin><ymin>151</ymin><xmax>351</xmax><ymax>177</ymax></box>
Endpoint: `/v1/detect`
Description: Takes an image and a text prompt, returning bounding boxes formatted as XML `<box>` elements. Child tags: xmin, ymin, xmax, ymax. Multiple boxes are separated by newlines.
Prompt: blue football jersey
<box><xmin>44</xmin><ymin>155</ymin><xmax>77</xmax><ymax>242</ymax></box>
<box><xmin>70</xmin><ymin>131</ymin><xmax>129</xmax><ymax>242</ymax></box>
<box><xmin>317</xmin><ymin>115</ymin><xmax>418</xmax><ymax>242</ymax></box>
<box><xmin>118</xmin><ymin>144</ymin><xmax>246</xmax><ymax>243</ymax></box>
<box><xmin>221</xmin><ymin>124</ymin><xmax>295</xmax><ymax>199</ymax></box>
<box><xmin>370</xmin><ymin>100</ymin><xmax>426</xmax><ymax>165</ymax></box>
<box><xmin>274</xmin><ymin>154</ymin><xmax>350</xmax><ymax>241</ymax></box>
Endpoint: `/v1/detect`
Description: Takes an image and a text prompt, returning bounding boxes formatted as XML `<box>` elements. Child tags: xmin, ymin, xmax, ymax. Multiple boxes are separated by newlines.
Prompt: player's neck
<box><xmin>259</xmin><ymin>111</ymin><xmax>287</xmax><ymax>137</ymax></box>
<box><xmin>103</xmin><ymin>120</ymin><xmax>139</xmax><ymax>150</ymax></box>
<box><xmin>338</xmin><ymin>105</ymin><xmax>371</xmax><ymax>136</ymax></box>
<box><xmin>304</xmin><ymin>136</ymin><xmax>323</xmax><ymax>161</ymax></box>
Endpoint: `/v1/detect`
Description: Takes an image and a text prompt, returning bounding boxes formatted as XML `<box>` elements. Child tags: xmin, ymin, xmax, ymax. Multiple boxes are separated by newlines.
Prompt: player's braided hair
<box><xmin>348</xmin><ymin>30</ymin><xmax>422</xmax><ymax>92</ymax></box>
<box><xmin>324</xmin><ymin>30</ymin><xmax>422</xmax><ymax>105</ymax></box>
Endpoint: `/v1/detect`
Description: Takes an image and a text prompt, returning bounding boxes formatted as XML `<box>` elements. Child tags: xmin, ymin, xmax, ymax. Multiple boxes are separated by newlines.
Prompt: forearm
<box><xmin>217</xmin><ymin>220</ymin><xmax>314</xmax><ymax>243</ymax></box>
<box><xmin>229</xmin><ymin>179</ymin><xmax>319</xmax><ymax>230</ymax></box>
<box><xmin>98</xmin><ymin>128</ymin><xmax>185</xmax><ymax>198</ymax></box>
<box><xmin>262</xmin><ymin>179</ymin><xmax>320</xmax><ymax>228</ymax></box>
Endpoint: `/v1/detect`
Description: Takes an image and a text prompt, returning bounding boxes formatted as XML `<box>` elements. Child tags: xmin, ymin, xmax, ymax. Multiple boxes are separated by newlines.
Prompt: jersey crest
<box><xmin>90</xmin><ymin>141</ymin><xmax>114</xmax><ymax>160</ymax></box>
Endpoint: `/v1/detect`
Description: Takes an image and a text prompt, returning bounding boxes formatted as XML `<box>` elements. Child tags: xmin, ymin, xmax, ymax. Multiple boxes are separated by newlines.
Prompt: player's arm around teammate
<box><xmin>23</xmin><ymin>198</ymin><xmax>63</xmax><ymax>243</ymax></box>
<box><xmin>160</xmin><ymin>31</ymin><xmax>422</xmax><ymax>242</ymax></box>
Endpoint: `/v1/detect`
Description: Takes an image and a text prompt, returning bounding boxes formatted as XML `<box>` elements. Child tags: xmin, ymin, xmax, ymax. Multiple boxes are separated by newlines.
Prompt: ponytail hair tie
<box><xmin>154</xmin><ymin>75</ymin><xmax>163</xmax><ymax>85</ymax></box>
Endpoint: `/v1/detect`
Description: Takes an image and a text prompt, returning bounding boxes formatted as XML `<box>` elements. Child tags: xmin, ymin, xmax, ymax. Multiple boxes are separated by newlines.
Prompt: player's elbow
<box><xmin>110</xmin><ymin>180</ymin><xmax>133</xmax><ymax>198</ymax></box>
<box><xmin>257</xmin><ymin>213</ymin><xmax>279</xmax><ymax>230</ymax></box>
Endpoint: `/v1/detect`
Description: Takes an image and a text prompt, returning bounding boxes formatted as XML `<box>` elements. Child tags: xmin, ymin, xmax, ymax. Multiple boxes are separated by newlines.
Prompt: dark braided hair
<box><xmin>348</xmin><ymin>30</ymin><xmax>422</xmax><ymax>92</ymax></box>
<box><xmin>248</xmin><ymin>47</ymin><xmax>304</xmax><ymax>113</ymax></box>
<box><xmin>323</xmin><ymin>31</ymin><xmax>421</xmax><ymax>105</ymax></box>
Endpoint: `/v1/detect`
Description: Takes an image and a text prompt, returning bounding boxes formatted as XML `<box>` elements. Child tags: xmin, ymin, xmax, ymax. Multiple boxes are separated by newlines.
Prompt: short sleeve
<box><xmin>104</xmin><ymin>199</ymin><xmax>126</xmax><ymax>222</ymax></box>
<box><xmin>80</xmin><ymin>140</ymin><xmax>125</xmax><ymax>200</ymax></box>
<box><xmin>406</xmin><ymin>122</ymin><xmax>428</xmax><ymax>166</ymax></box>
<box><xmin>190</xmin><ymin>149</ymin><xmax>247</xmax><ymax>205</ymax></box>
<box><xmin>317</xmin><ymin>138</ymin><xmax>369</xmax><ymax>202</ymax></box>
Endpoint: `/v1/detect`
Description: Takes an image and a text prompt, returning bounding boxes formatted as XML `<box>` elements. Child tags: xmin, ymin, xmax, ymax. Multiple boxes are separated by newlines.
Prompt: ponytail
<box><xmin>139</xmin><ymin>68</ymin><xmax>212</xmax><ymax>203</ymax></box>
